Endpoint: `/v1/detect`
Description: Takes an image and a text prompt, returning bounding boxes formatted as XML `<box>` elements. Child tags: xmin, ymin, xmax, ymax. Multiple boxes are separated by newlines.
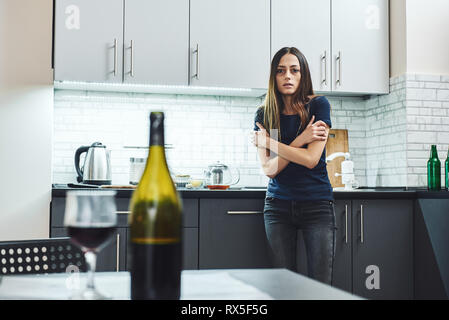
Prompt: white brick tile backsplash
<box><xmin>406</xmin><ymin>81</ymin><xmax>425</xmax><ymax>88</ymax></box>
<box><xmin>407</xmin><ymin>150</ymin><xmax>429</xmax><ymax>158</ymax></box>
<box><xmin>437</xmin><ymin>89</ymin><xmax>449</xmax><ymax>101</ymax></box>
<box><xmin>432</xmin><ymin>108</ymin><xmax>447</xmax><ymax>116</ymax></box>
<box><xmin>437</xmin><ymin>132</ymin><xmax>449</xmax><ymax>143</ymax></box>
<box><xmin>52</xmin><ymin>72</ymin><xmax>449</xmax><ymax>188</ymax></box>
<box><xmin>407</xmin><ymin>88</ymin><xmax>436</xmax><ymax>101</ymax></box>
<box><xmin>415</xmin><ymin>74</ymin><xmax>441</xmax><ymax>82</ymax></box>
<box><xmin>407</xmin><ymin>115</ymin><xmax>417</xmax><ymax>124</ymax></box>
<box><xmin>425</xmin><ymin>82</ymin><xmax>449</xmax><ymax>89</ymax></box>
<box><xmin>405</xmin><ymin>100</ymin><xmax>422</xmax><ymax>107</ymax></box>
<box><xmin>408</xmin><ymin>131</ymin><xmax>437</xmax><ymax>143</ymax></box>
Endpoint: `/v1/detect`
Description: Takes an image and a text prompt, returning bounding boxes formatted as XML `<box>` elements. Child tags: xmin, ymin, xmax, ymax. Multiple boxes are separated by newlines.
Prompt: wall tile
<box><xmin>53</xmin><ymin>89</ymin><xmax>369</xmax><ymax>186</ymax></box>
<box><xmin>53</xmin><ymin>72</ymin><xmax>449</xmax><ymax>188</ymax></box>
<box><xmin>437</xmin><ymin>89</ymin><xmax>449</xmax><ymax>101</ymax></box>
<box><xmin>407</xmin><ymin>88</ymin><xmax>436</xmax><ymax>101</ymax></box>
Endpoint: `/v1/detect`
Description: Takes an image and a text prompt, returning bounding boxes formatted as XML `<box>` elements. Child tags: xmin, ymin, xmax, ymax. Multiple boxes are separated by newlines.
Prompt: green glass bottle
<box><xmin>445</xmin><ymin>148</ymin><xmax>449</xmax><ymax>191</ymax></box>
<box><xmin>128</xmin><ymin>112</ymin><xmax>182</xmax><ymax>300</ymax></box>
<box><xmin>427</xmin><ymin>145</ymin><xmax>441</xmax><ymax>191</ymax></box>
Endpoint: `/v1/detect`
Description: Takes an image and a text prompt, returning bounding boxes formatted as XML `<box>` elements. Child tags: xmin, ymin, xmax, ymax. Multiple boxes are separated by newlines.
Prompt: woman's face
<box><xmin>275</xmin><ymin>53</ymin><xmax>301</xmax><ymax>96</ymax></box>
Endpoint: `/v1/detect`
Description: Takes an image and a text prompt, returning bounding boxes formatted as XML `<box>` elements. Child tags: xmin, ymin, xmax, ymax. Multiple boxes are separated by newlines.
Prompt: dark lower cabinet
<box><xmin>352</xmin><ymin>200</ymin><xmax>413</xmax><ymax>299</ymax></box>
<box><xmin>182</xmin><ymin>228</ymin><xmax>199</xmax><ymax>270</ymax></box>
<box><xmin>51</xmin><ymin>226</ymin><xmax>199</xmax><ymax>271</ymax></box>
<box><xmin>50</xmin><ymin>197</ymin><xmax>199</xmax><ymax>271</ymax></box>
<box><xmin>414</xmin><ymin>198</ymin><xmax>449</xmax><ymax>299</ymax></box>
<box><xmin>199</xmin><ymin>198</ymin><xmax>272</xmax><ymax>269</ymax></box>
<box><xmin>51</xmin><ymin>227</ymin><xmax>127</xmax><ymax>272</ymax></box>
<box><xmin>296</xmin><ymin>199</ymin><xmax>413</xmax><ymax>300</ymax></box>
<box><xmin>352</xmin><ymin>200</ymin><xmax>413</xmax><ymax>300</ymax></box>
<box><xmin>51</xmin><ymin>192</ymin><xmax>416</xmax><ymax>299</ymax></box>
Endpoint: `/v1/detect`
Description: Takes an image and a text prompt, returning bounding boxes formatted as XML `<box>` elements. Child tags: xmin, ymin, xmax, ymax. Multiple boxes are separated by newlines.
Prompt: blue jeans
<box><xmin>263</xmin><ymin>196</ymin><xmax>336</xmax><ymax>285</ymax></box>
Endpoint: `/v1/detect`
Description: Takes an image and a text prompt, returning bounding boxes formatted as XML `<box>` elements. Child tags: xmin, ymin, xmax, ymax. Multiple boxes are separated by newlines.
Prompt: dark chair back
<box><xmin>0</xmin><ymin>237</ymin><xmax>86</xmax><ymax>275</ymax></box>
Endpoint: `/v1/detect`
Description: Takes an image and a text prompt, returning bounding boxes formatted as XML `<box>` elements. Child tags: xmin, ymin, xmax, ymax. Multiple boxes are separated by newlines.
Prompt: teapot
<box><xmin>204</xmin><ymin>161</ymin><xmax>240</xmax><ymax>189</ymax></box>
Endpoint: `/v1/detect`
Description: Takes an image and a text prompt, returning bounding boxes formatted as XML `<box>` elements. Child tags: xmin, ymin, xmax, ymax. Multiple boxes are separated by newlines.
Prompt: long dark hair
<box><xmin>262</xmin><ymin>47</ymin><xmax>315</xmax><ymax>140</ymax></box>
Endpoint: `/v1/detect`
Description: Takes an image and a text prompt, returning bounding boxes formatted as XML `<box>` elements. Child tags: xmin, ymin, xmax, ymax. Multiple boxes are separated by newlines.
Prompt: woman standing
<box><xmin>252</xmin><ymin>47</ymin><xmax>335</xmax><ymax>285</ymax></box>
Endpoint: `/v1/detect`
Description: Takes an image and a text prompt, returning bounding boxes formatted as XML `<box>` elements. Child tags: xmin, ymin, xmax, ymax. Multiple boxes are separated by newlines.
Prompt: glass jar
<box><xmin>129</xmin><ymin>157</ymin><xmax>146</xmax><ymax>185</ymax></box>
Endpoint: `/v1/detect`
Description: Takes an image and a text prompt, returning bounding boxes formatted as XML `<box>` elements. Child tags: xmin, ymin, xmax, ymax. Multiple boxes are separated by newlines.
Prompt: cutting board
<box><xmin>326</xmin><ymin>129</ymin><xmax>349</xmax><ymax>188</ymax></box>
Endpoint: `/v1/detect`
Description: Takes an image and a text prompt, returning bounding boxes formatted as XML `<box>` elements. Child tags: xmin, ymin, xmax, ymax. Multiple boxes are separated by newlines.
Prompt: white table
<box><xmin>0</xmin><ymin>268</ymin><xmax>362</xmax><ymax>300</ymax></box>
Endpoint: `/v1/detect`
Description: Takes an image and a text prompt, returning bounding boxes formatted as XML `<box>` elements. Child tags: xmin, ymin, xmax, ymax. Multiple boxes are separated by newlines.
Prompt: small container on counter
<box><xmin>129</xmin><ymin>157</ymin><xmax>146</xmax><ymax>185</ymax></box>
<box><xmin>173</xmin><ymin>174</ymin><xmax>190</xmax><ymax>188</ymax></box>
<box><xmin>189</xmin><ymin>178</ymin><xmax>205</xmax><ymax>189</ymax></box>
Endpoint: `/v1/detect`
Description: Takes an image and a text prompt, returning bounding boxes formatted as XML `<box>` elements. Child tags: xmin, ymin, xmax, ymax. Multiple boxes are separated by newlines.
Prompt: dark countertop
<box><xmin>52</xmin><ymin>184</ymin><xmax>449</xmax><ymax>199</ymax></box>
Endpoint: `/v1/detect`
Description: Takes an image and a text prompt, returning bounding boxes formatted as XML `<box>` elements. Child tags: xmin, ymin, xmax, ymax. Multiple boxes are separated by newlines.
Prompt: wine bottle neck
<box><xmin>146</xmin><ymin>111</ymin><xmax>169</xmax><ymax>173</ymax></box>
<box><xmin>149</xmin><ymin>122</ymin><xmax>164</xmax><ymax>147</ymax></box>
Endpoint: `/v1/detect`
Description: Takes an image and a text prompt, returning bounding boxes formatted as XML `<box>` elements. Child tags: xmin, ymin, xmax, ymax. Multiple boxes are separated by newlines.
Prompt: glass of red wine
<box><xmin>64</xmin><ymin>190</ymin><xmax>117</xmax><ymax>299</ymax></box>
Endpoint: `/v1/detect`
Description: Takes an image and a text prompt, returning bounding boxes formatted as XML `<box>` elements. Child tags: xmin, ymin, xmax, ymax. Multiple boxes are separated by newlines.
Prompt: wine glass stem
<box><xmin>84</xmin><ymin>251</ymin><xmax>97</xmax><ymax>290</ymax></box>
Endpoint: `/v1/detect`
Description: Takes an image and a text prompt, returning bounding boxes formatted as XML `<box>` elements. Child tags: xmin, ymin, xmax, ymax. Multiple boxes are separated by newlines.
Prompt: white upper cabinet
<box><xmin>272</xmin><ymin>0</ymin><xmax>331</xmax><ymax>93</ymax></box>
<box><xmin>332</xmin><ymin>0</ymin><xmax>389</xmax><ymax>94</ymax></box>
<box><xmin>123</xmin><ymin>0</ymin><xmax>189</xmax><ymax>85</ymax></box>
<box><xmin>54</xmin><ymin>0</ymin><xmax>124</xmax><ymax>83</ymax></box>
<box><xmin>272</xmin><ymin>0</ymin><xmax>389</xmax><ymax>95</ymax></box>
<box><xmin>54</xmin><ymin>0</ymin><xmax>388</xmax><ymax>95</ymax></box>
<box><xmin>189</xmin><ymin>0</ymin><xmax>270</xmax><ymax>89</ymax></box>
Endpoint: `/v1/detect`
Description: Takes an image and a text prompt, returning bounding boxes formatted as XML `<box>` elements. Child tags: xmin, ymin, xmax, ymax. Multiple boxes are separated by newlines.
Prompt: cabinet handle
<box><xmin>113</xmin><ymin>38</ymin><xmax>118</xmax><ymax>77</ymax></box>
<box><xmin>227</xmin><ymin>211</ymin><xmax>262</xmax><ymax>215</ymax></box>
<box><xmin>130</xmin><ymin>40</ymin><xmax>134</xmax><ymax>77</ymax></box>
<box><xmin>116</xmin><ymin>233</ymin><xmax>120</xmax><ymax>272</ymax></box>
<box><xmin>360</xmin><ymin>204</ymin><xmax>364</xmax><ymax>243</ymax></box>
<box><xmin>335</xmin><ymin>51</ymin><xmax>341</xmax><ymax>86</ymax></box>
<box><xmin>344</xmin><ymin>204</ymin><xmax>348</xmax><ymax>244</ymax></box>
<box><xmin>321</xmin><ymin>50</ymin><xmax>327</xmax><ymax>86</ymax></box>
<box><xmin>192</xmin><ymin>44</ymin><xmax>199</xmax><ymax>80</ymax></box>
<box><xmin>116</xmin><ymin>211</ymin><xmax>130</xmax><ymax>215</ymax></box>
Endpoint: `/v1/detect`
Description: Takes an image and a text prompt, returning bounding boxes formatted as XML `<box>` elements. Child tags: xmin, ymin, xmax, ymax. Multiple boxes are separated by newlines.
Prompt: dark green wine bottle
<box><xmin>427</xmin><ymin>145</ymin><xmax>441</xmax><ymax>191</ymax></box>
<box><xmin>445</xmin><ymin>148</ymin><xmax>449</xmax><ymax>191</ymax></box>
<box><xmin>128</xmin><ymin>112</ymin><xmax>182</xmax><ymax>300</ymax></box>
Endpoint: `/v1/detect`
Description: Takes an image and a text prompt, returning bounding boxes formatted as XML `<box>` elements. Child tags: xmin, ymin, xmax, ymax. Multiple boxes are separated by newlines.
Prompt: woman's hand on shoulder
<box><xmin>301</xmin><ymin>115</ymin><xmax>328</xmax><ymax>145</ymax></box>
<box><xmin>252</xmin><ymin>122</ymin><xmax>271</xmax><ymax>149</ymax></box>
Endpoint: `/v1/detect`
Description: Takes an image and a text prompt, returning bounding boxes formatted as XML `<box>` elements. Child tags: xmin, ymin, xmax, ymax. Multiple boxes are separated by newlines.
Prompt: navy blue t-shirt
<box><xmin>254</xmin><ymin>96</ymin><xmax>333</xmax><ymax>201</ymax></box>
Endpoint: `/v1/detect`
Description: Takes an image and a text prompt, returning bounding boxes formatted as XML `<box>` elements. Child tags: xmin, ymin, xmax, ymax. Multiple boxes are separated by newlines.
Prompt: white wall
<box><xmin>390</xmin><ymin>0</ymin><xmax>449</xmax><ymax>76</ymax></box>
<box><xmin>0</xmin><ymin>0</ymin><xmax>53</xmax><ymax>241</ymax></box>
<box><xmin>389</xmin><ymin>0</ymin><xmax>407</xmax><ymax>77</ymax></box>
<box><xmin>406</xmin><ymin>0</ymin><xmax>449</xmax><ymax>75</ymax></box>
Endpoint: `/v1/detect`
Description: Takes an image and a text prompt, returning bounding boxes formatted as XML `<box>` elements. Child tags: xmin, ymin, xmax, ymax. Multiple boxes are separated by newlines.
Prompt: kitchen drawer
<box><xmin>51</xmin><ymin>197</ymin><xmax>198</xmax><ymax>228</ymax></box>
<box><xmin>51</xmin><ymin>197</ymin><xmax>128</xmax><ymax>227</ymax></box>
<box><xmin>199</xmin><ymin>198</ymin><xmax>272</xmax><ymax>269</ymax></box>
<box><xmin>114</xmin><ymin>198</ymin><xmax>198</xmax><ymax>227</ymax></box>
